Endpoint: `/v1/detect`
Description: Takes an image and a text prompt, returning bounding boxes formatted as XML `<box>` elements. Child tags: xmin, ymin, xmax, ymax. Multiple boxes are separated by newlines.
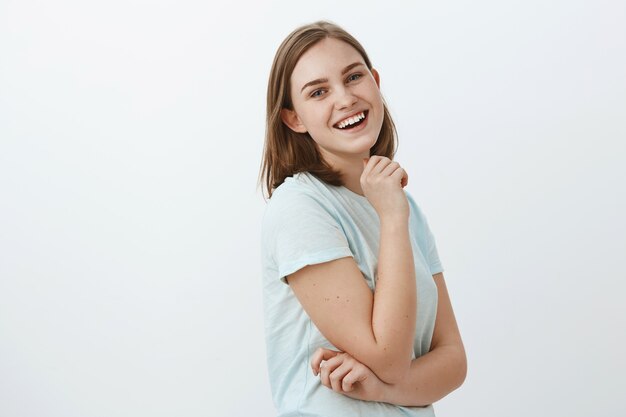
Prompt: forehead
<box><xmin>291</xmin><ymin>38</ymin><xmax>364</xmax><ymax>87</ymax></box>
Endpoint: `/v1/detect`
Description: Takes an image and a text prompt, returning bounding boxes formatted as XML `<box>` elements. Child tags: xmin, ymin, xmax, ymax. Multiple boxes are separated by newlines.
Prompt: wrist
<box><xmin>379</xmin><ymin>214</ymin><xmax>409</xmax><ymax>228</ymax></box>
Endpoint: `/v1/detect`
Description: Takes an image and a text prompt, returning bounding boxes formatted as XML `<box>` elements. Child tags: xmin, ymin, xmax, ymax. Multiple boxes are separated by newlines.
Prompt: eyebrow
<box><xmin>300</xmin><ymin>62</ymin><xmax>365</xmax><ymax>94</ymax></box>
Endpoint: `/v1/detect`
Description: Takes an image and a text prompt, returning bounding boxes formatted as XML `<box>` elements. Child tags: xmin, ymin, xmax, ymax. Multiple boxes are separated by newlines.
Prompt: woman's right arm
<box><xmin>287</xmin><ymin>157</ymin><xmax>415</xmax><ymax>384</ymax></box>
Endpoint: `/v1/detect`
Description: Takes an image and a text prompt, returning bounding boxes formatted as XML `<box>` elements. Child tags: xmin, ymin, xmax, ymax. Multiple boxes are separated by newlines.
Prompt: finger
<box><xmin>328</xmin><ymin>362</ymin><xmax>353</xmax><ymax>393</ymax></box>
<box><xmin>319</xmin><ymin>355</ymin><xmax>345</xmax><ymax>388</ymax></box>
<box><xmin>362</xmin><ymin>155</ymin><xmax>381</xmax><ymax>178</ymax></box>
<box><xmin>342</xmin><ymin>367</ymin><xmax>369</xmax><ymax>392</ymax></box>
<box><xmin>311</xmin><ymin>348</ymin><xmax>340</xmax><ymax>376</ymax></box>
<box><xmin>380</xmin><ymin>161</ymin><xmax>400</xmax><ymax>177</ymax></box>
<box><xmin>390</xmin><ymin>166</ymin><xmax>407</xmax><ymax>186</ymax></box>
<box><xmin>341</xmin><ymin>369</ymin><xmax>358</xmax><ymax>392</ymax></box>
<box><xmin>370</xmin><ymin>156</ymin><xmax>393</xmax><ymax>175</ymax></box>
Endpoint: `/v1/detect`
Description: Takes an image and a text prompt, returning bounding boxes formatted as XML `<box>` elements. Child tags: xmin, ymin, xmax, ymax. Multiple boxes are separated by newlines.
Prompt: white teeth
<box><xmin>337</xmin><ymin>111</ymin><xmax>365</xmax><ymax>129</ymax></box>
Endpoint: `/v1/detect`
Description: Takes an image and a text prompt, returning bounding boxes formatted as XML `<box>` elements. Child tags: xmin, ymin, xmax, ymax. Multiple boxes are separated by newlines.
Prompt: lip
<box><xmin>333</xmin><ymin>109</ymin><xmax>368</xmax><ymax>128</ymax></box>
<box><xmin>334</xmin><ymin>110</ymin><xmax>370</xmax><ymax>135</ymax></box>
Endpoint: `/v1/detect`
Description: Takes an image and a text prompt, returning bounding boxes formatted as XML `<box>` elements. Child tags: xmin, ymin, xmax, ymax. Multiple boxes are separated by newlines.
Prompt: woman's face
<box><xmin>282</xmin><ymin>37</ymin><xmax>384</xmax><ymax>166</ymax></box>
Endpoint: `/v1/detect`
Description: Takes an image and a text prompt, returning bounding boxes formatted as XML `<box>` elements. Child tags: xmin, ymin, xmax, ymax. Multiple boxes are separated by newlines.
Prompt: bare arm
<box><xmin>288</xmin><ymin>215</ymin><xmax>416</xmax><ymax>384</ymax></box>
<box><xmin>379</xmin><ymin>272</ymin><xmax>467</xmax><ymax>406</ymax></box>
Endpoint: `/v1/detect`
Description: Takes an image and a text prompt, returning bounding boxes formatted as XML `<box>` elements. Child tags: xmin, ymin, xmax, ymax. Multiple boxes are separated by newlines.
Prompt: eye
<box><xmin>309</xmin><ymin>74</ymin><xmax>362</xmax><ymax>98</ymax></box>
<box><xmin>310</xmin><ymin>89</ymin><xmax>326</xmax><ymax>98</ymax></box>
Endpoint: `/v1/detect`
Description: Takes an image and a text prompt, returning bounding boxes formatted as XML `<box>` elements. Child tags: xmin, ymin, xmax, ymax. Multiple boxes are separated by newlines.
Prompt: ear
<box><xmin>371</xmin><ymin>68</ymin><xmax>380</xmax><ymax>88</ymax></box>
<box><xmin>280</xmin><ymin>108</ymin><xmax>308</xmax><ymax>133</ymax></box>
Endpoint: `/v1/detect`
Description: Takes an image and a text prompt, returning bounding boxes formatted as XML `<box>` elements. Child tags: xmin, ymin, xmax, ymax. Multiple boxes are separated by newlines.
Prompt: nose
<box><xmin>334</xmin><ymin>86</ymin><xmax>358</xmax><ymax>111</ymax></box>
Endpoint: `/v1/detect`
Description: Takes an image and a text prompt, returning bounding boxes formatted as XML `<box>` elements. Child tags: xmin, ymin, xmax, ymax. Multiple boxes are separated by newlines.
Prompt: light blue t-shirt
<box><xmin>260</xmin><ymin>171</ymin><xmax>444</xmax><ymax>417</ymax></box>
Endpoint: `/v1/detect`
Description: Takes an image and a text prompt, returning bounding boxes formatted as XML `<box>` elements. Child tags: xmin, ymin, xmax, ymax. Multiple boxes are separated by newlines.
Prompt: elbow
<box><xmin>452</xmin><ymin>346</ymin><xmax>468</xmax><ymax>389</ymax></box>
<box><xmin>423</xmin><ymin>347</ymin><xmax>467</xmax><ymax>406</ymax></box>
<box><xmin>459</xmin><ymin>350</ymin><xmax>468</xmax><ymax>386</ymax></box>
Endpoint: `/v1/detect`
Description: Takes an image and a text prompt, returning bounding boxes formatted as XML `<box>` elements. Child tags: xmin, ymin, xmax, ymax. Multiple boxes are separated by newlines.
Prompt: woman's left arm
<box><xmin>312</xmin><ymin>272</ymin><xmax>467</xmax><ymax>406</ymax></box>
<box><xmin>380</xmin><ymin>272</ymin><xmax>467</xmax><ymax>406</ymax></box>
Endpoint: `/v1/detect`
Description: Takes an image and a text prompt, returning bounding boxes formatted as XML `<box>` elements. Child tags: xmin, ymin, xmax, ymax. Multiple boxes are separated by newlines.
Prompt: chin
<box><xmin>364</xmin><ymin>132</ymin><xmax>381</xmax><ymax>147</ymax></box>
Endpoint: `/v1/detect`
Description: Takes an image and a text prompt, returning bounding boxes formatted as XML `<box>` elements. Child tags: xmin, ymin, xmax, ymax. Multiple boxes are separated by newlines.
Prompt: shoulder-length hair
<box><xmin>257</xmin><ymin>20</ymin><xmax>399</xmax><ymax>200</ymax></box>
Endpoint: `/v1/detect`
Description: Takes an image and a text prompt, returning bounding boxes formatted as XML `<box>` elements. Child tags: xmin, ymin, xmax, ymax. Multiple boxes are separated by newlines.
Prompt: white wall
<box><xmin>1</xmin><ymin>1</ymin><xmax>624</xmax><ymax>416</ymax></box>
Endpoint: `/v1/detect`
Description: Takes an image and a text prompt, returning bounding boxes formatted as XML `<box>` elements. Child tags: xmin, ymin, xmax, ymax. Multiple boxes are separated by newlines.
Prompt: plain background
<box><xmin>1</xmin><ymin>1</ymin><xmax>625</xmax><ymax>416</ymax></box>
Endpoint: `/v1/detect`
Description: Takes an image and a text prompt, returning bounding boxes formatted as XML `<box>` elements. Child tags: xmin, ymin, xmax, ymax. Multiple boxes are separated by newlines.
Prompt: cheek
<box><xmin>306</xmin><ymin>106</ymin><xmax>333</xmax><ymax>129</ymax></box>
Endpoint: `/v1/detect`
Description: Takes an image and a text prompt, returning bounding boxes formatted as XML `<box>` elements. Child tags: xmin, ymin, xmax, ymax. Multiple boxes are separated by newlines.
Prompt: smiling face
<box><xmin>281</xmin><ymin>37</ymin><xmax>384</xmax><ymax>168</ymax></box>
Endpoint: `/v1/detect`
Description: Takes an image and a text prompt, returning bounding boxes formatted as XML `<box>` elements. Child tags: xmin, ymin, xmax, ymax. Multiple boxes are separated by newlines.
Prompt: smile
<box><xmin>333</xmin><ymin>110</ymin><xmax>369</xmax><ymax>132</ymax></box>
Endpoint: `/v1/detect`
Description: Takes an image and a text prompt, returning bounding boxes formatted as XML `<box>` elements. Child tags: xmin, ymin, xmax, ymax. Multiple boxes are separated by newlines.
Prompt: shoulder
<box><xmin>262</xmin><ymin>173</ymin><xmax>340</xmax><ymax>233</ymax></box>
<box><xmin>266</xmin><ymin>175</ymin><xmax>322</xmax><ymax>212</ymax></box>
<box><xmin>261</xmin><ymin>174</ymin><xmax>350</xmax><ymax>267</ymax></box>
<box><xmin>265</xmin><ymin>173</ymin><xmax>336</xmax><ymax>216</ymax></box>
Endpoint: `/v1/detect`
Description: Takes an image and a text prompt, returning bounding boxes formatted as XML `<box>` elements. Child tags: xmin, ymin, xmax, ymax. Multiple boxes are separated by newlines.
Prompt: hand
<box><xmin>310</xmin><ymin>347</ymin><xmax>387</xmax><ymax>402</ymax></box>
<box><xmin>361</xmin><ymin>156</ymin><xmax>410</xmax><ymax>221</ymax></box>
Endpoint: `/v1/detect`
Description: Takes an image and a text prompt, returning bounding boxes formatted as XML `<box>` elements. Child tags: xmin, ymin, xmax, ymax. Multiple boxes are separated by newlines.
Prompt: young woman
<box><xmin>258</xmin><ymin>20</ymin><xmax>466</xmax><ymax>417</ymax></box>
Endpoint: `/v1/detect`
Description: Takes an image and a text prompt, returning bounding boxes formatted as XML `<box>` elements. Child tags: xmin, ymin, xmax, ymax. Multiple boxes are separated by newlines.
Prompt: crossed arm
<box><xmin>311</xmin><ymin>272</ymin><xmax>466</xmax><ymax>406</ymax></box>
<box><xmin>289</xmin><ymin>265</ymin><xmax>466</xmax><ymax>406</ymax></box>
<box><xmin>286</xmin><ymin>210</ymin><xmax>466</xmax><ymax>407</ymax></box>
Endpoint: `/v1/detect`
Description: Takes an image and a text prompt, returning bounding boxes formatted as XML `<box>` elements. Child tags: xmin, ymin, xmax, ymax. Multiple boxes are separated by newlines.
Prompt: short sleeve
<box><xmin>262</xmin><ymin>188</ymin><xmax>353</xmax><ymax>284</ymax></box>
<box><xmin>406</xmin><ymin>192</ymin><xmax>444</xmax><ymax>275</ymax></box>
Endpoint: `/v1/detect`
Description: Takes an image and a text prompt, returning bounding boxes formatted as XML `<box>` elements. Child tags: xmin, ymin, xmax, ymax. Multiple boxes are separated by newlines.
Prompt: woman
<box><xmin>258</xmin><ymin>20</ymin><xmax>466</xmax><ymax>416</ymax></box>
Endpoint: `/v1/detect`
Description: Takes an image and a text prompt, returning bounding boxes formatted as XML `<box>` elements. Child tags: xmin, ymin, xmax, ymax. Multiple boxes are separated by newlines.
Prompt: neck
<box><xmin>319</xmin><ymin>150</ymin><xmax>369</xmax><ymax>196</ymax></box>
<box><xmin>341</xmin><ymin>163</ymin><xmax>366</xmax><ymax>196</ymax></box>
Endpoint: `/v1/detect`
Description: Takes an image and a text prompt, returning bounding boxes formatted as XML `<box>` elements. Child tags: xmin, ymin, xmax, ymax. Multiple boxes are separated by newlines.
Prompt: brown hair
<box><xmin>257</xmin><ymin>20</ymin><xmax>398</xmax><ymax>200</ymax></box>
